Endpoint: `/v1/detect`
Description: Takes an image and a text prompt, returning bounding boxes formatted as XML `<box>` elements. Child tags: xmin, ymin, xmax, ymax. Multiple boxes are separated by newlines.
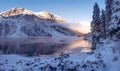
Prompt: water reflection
<box><xmin>60</xmin><ymin>38</ymin><xmax>91</xmax><ymax>53</ymax></box>
<box><xmin>0</xmin><ymin>37</ymin><xmax>91</xmax><ymax>55</ymax></box>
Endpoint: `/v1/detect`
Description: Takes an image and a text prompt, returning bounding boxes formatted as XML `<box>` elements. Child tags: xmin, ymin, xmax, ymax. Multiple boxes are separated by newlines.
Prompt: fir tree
<box><xmin>91</xmin><ymin>3</ymin><xmax>101</xmax><ymax>50</ymax></box>
<box><xmin>100</xmin><ymin>9</ymin><xmax>106</xmax><ymax>38</ymax></box>
<box><xmin>108</xmin><ymin>0</ymin><xmax>120</xmax><ymax>39</ymax></box>
<box><xmin>105</xmin><ymin>0</ymin><xmax>113</xmax><ymax>36</ymax></box>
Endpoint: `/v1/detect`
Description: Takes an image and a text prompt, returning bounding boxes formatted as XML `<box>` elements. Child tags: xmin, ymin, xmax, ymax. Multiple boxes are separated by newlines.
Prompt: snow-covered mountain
<box><xmin>0</xmin><ymin>7</ymin><xmax>79</xmax><ymax>38</ymax></box>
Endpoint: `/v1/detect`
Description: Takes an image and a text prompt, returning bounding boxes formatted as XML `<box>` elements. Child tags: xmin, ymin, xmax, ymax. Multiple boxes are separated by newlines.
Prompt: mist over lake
<box><xmin>0</xmin><ymin>37</ymin><xmax>91</xmax><ymax>56</ymax></box>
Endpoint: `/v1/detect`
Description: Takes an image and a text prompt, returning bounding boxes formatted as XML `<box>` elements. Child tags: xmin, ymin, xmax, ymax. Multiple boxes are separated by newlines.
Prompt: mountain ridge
<box><xmin>0</xmin><ymin>7</ymin><xmax>66</xmax><ymax>23</ymax></box>
<box><xmin>0</xmin><ymin>7</ymin><xmax>81</xmax><ymax>38</ymax></box>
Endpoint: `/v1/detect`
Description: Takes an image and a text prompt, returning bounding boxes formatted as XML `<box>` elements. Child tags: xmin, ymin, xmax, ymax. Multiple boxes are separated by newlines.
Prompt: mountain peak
<box><xmin>41</xmin><ymin>10</ymin><xmax>50</xmax><ymax>14</ymax></box>
<box><xmin>36</xmin><ymin>10</ymin><xmax>66</xmax><ymax>23</ymax></box>
<box><xmin>1</xmin><ymin>7</ymin><xmax>33</xmax><ymax>17</ymax></box>
<box><xmin>11</xmin><ymin>7</ymin><xmax>25</xmax><ymax>10</ymax></box>
<box><xmin>0</xmin><ymin>7</ymin><xmax>66</xmax><ymax>23</ymax></box>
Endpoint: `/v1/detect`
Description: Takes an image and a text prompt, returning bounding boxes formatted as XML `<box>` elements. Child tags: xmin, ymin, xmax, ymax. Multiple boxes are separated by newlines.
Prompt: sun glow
<box><xmin>69</xmin><ymin>20</ymin><xmax>91</xmax><ymax>34</ymax></box>
<box><xmin>79</xmin><ymin>21</ymin><xmax>91</xmax><ymax>34</ymax></box>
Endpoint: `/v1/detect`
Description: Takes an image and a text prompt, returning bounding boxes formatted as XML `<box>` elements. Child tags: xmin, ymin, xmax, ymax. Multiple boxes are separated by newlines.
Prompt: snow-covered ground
<box><xmin>94</xmin><ymin>39</ymin><xmax>120</xmax><ymax>71</ymax></box>
<box><xmin>0</xmin><ymin>52</ymin><xmax>88</xmax><ymax>71</ymax></box>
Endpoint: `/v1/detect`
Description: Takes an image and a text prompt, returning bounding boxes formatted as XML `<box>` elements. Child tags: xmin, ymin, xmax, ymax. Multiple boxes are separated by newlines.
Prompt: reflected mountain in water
<box><xmin>0</xmin><ymin>37</ymin><xmax>91</xmax><ymax>56</ymax></box>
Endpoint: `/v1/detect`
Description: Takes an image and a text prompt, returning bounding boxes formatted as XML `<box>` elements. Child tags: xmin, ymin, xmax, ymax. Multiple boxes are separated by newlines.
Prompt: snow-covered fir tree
<box><xmin>108</xmin><ymin>0</ymin><xmax>120</xmax><ymax>39</ymax></box>
<box><xmin>100</xmin><ymin>9</ymin><xmax>106</xmax><ymax>39</ymax></box>
<box><xmin>105</xmin><ymin>0</ymin><xmax>113</xmax><ymax>24</ymax></box>
<box><xmin>105</xmin><ymin>0</ymin><xmax>113</xmax><ymax>36</ymax></box>
<box><xmin>91</xmin><ymin>3</ymin><xmax>101</xmax><ymax>50</ymax></box>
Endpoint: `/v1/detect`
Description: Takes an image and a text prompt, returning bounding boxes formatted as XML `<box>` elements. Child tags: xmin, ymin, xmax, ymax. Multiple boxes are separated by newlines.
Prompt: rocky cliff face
<box><xmin>0</xmin><ymin>7</ymin><xmax>78</xmax><ymax>38</ymax></box>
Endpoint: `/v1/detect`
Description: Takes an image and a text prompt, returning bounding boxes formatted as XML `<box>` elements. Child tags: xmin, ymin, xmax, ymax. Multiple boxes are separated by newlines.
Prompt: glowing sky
<box><xmin>0</xmin><ymin>0</ymin><xmax>105</xmax><ymax>33</ymax></box>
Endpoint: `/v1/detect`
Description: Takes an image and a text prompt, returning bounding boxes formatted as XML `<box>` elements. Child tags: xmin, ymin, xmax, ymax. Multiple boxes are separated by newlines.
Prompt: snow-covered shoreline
<box><xmin>0</xmin><ymin>52</ymin><xmax>89</xmax><ymax>71</ymax></box>
<box><xmin>0</xmin><ymin>39</ymin><xmax>119</xmax><ymax>71</ymax></box>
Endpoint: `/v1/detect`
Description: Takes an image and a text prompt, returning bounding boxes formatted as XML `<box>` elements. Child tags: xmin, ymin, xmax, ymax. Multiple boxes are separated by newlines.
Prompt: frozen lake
<box><xmin>0</xmin><ymin>37</ymin><xmax>91</xmax><ymax>55</ymax></box>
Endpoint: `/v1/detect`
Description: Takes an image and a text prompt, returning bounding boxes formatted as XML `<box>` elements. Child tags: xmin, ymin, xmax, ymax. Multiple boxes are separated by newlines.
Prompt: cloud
<box><xmin>68</xmin><ymin>20</ymin><xmax>91</xmax><ymax>34</ymax></box>
<box><xmin>79</xmin><ymin>21</ymin><xmax>91</xmax><ymax>33</ymax></box>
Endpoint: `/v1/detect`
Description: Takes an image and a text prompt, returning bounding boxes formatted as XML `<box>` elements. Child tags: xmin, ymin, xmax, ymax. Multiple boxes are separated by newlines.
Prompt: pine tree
<box><xmin>105</xmin><ymin>0</ymin><xmax>113</xmax><ymax>24</ymax></box>
<box><xmin>108</xmin><ymin>0</ymin><xmax>120</xmax><ymax>39</ymax></box>
<box><xmin>100</xmin><ymin>9</ymin><xmax>106</xmax><ymax>38</ymax></box>
<box><xmin>105</xmin><ymin>0</ymin><xmax>113</xmax><ymax>36</ymax></box>
<box><xmin>91</xmin><ymin>3</ymin><xmax>101</xmax><ymax>50</ymax></box>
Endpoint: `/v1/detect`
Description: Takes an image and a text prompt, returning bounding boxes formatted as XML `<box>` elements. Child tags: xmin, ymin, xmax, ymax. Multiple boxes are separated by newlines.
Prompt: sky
<box><xmin>0</xmin><ymin>0</ymin><xmax>105</xmax><ymax>33</ymax></box>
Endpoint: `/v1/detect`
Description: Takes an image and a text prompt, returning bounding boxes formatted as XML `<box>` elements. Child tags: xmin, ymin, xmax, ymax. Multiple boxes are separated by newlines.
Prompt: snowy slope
<box><xmin>35</xmin><ymin>11</ymin><xmax>66</xmax><ymax>23</ymax></box>
<box><xmin>95</xmin><ymin>39</ymin><xmax>120</xmax><ymax>71</ymax></box>
<box><xmin>0</xmin><ymin>7</ymin><xmax>79</xmax><ymax>38</ymax></box>
<box><xmin>80</xmin><ymin>39</ymin><xmax>120</xmax><ymax>71</ymax></box>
